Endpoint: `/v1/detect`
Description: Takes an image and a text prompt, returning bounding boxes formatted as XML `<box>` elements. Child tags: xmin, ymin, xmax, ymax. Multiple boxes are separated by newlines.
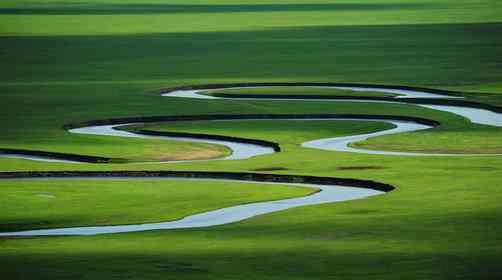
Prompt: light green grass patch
<box><xmin>1</xmin><ymin>0</ymin><xmax>502</xmax><ymax>36</ymax></box>
<box><xmin>354</xmin><ymin>129</ymin><xmax>502</xmax><ymax>154</ymax></box>
<box><xmin>139</xmin><ymin>120</ymin><xmax>393</xmax><ymax>147</ymax></box>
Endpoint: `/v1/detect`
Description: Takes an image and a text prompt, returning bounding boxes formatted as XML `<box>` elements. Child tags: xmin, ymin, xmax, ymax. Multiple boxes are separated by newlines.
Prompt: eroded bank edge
<box><xmin>0</xmin><ymin>171</ymin><xmax>395</xmax><ymax>192</ymax></box>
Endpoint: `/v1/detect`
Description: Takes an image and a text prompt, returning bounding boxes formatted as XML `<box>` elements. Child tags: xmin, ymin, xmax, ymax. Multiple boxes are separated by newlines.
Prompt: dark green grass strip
<box><xmin>0</xmin><ymin>171</ymin><xmax>395</xmax><ymax>192</ymax></box>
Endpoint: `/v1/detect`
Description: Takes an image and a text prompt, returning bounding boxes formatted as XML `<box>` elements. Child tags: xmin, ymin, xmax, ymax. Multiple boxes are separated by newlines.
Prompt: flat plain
<box><xmin>1</xmin><ymin>1</ymin><xmax>502</xmax><ymax>279</ymax></box>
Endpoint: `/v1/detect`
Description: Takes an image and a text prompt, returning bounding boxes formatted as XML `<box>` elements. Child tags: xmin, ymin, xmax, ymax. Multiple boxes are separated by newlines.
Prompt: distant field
<box><xmin>1</xmin><ymin>0</ymin><xmax>502</xmax><ymax>279</ymax></box>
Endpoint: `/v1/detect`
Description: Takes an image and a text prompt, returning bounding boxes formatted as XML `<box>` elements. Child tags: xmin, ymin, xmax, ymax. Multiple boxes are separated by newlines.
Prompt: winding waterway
<box><xmin>1</xmin><ymin>83</ymin><xmax>501</xmax><ymax>236</ymax></box>
<box><xmin>163</xmin><ymin>86</ymin><xmax>502</xmax><ymax>127</ymax></box>
<box><xmin>4</xmin><ymin>84</ymin><xmax>502</xmax><ymax>164</ymax></box>
<box><xmin>0</xmin><ymin>177</ymin><xmax>383</xmax><ymax>236</ymax></box>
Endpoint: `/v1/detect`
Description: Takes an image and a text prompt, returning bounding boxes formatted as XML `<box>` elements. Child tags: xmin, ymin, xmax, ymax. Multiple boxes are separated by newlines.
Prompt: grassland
<box><xmin>134</xmin><ymin>112</ymin><xmax>502</xmax><ymax>155</ymax></box>
<box><xmin>0</xmin><ymin>179</ymin><xmax>314</xmax><ymax>231</ymax></box>
<box><xmin>354</xmin><ymin>128</ymin><xmax>502</xmax><ymax>154</ymax></box>
<box><xmin>131</xmin><ymin>120</ymin><xmax>395</xmax><ymax>150</ymax></box>
<box><xmin>1</xmin><ymin>0</ymin><xmax>502</xmax><ymax>279</ymax></box>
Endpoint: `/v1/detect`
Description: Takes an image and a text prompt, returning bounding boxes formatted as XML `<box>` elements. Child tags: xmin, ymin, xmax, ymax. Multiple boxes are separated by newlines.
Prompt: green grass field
<box><xmin>130</xmin><ymin>120</ymin><xmax>395</xmax><ymax>150</ymax></box>
<box><xmin>206</xmin><ymin>87</ymin><xmax>399</xmax><ymax>97</ymax></box>
<box><xmin>1</xmin><ymin>0</ymin><xmax>502</xmax><ymax>279</ymax></box>
<box><xmin>0</xmin><ymin>179</ymin><xmax>314</xmax><ymax>231</ymax></box>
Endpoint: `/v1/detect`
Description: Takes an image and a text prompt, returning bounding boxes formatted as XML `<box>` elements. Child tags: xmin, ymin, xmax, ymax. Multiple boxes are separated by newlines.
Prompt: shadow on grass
<box><xmin>1</xmin><ymin>247</ymin><xmax>500</xmax><ymax>279</ymax></box>
<box><xmin>2</xmin><ymin>22</ymin><xmax>501</xmax><ymax>86</ymax></box>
